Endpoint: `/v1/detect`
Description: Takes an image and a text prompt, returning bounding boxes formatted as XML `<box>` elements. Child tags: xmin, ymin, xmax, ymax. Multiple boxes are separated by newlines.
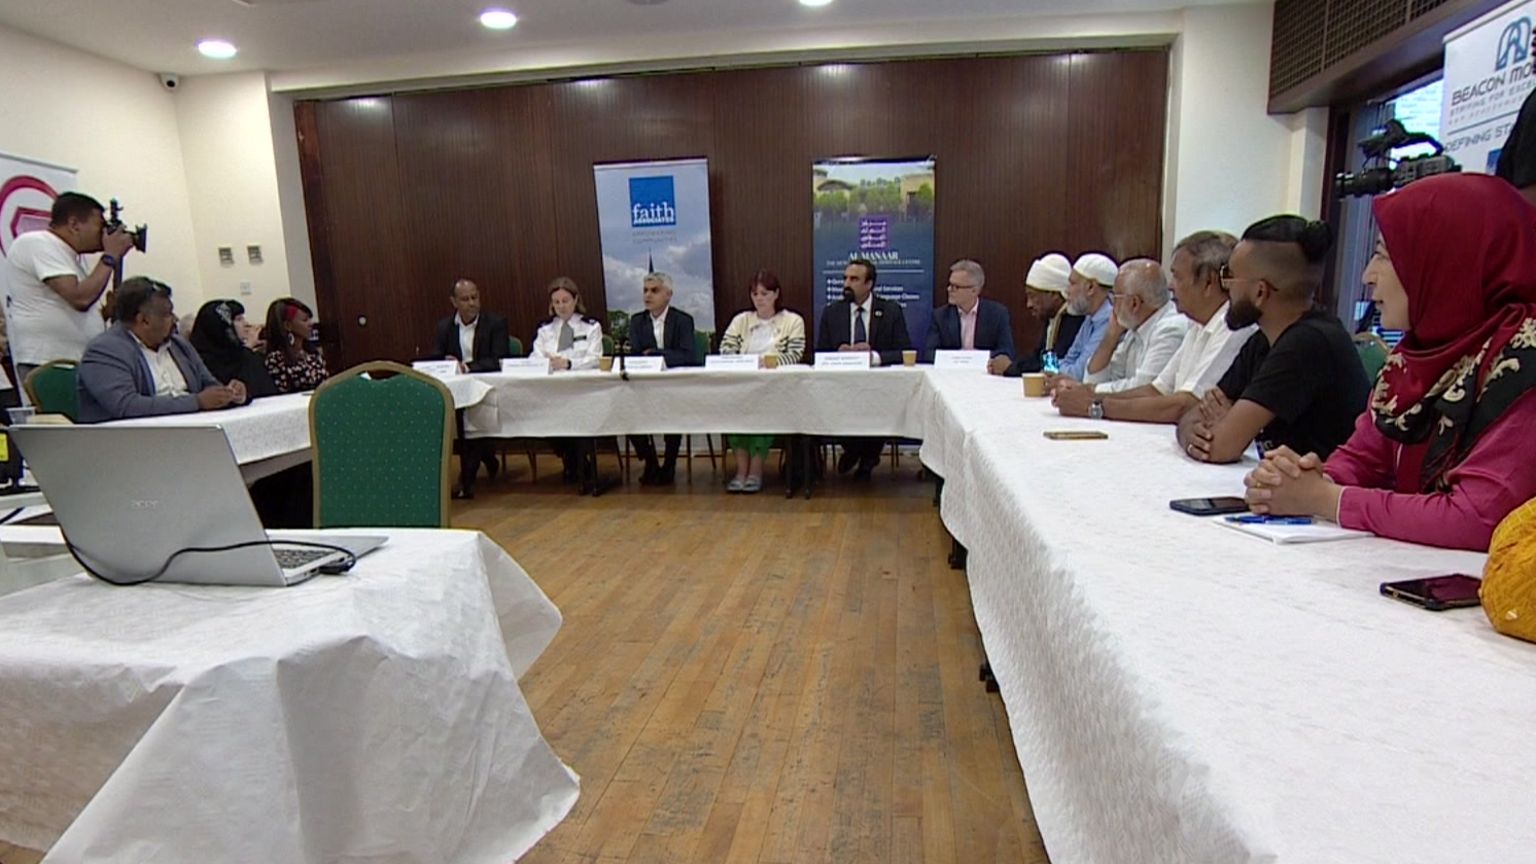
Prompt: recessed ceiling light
<box><xmin>196</xmin><ymin>39</ymin><xmax>238</xmax><ymax>59</ymax></box>
<box><xmin>479</xmin><ymin>8</ymin><xmax>518</xmax><ymax>29</ymax></box>
<box><xmin>799</xmin><ymin>0</ymin><xmax>834</xmax><ymax>6</ymax></box>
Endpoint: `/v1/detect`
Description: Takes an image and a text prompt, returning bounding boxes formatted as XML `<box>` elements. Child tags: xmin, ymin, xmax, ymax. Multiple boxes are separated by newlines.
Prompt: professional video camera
<box><xmin>1335</xmin><ymin>120</ymin><xmax>1461</xmax><ymax>198</ymax></box>
<box><xmin>105</xmin><ymin>198</ymin><xmax>148</xmax><ymax>253</ymax></box>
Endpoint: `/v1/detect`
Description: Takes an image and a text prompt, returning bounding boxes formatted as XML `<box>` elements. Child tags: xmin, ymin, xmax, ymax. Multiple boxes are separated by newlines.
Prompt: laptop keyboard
<box><xmin>274</xmin><ymin>547</ymin><xmax>333</xmax><ymax>570</ymax></box>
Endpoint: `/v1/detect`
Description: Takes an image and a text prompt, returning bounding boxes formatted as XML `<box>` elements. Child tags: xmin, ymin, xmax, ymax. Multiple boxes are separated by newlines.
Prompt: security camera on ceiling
<box><xmin>158</xmin><ymin>73</ymin><xmax>181</xmax><ymax>92</ymax></box>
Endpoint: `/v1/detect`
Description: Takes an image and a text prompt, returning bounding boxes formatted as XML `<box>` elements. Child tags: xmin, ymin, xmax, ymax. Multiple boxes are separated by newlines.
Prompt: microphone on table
<box><xmin>614</xmin><ymin>331</ymin><xmax>630</xmax><ymax>382</ymax></box>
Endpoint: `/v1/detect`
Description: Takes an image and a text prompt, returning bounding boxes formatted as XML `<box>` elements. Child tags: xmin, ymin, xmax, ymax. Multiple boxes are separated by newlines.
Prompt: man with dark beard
<box><xmin>1177</xmin><ymin>216</ymin><xmax>1368</xmax><ymax>463</ymax></box>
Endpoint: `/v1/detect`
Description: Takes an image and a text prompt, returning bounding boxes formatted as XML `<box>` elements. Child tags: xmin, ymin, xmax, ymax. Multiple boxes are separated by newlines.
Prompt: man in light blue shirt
<box><xmin>1055</xmin><ymin>252</ymin><xmax>1119</xmax><ymax>380</ymax></box>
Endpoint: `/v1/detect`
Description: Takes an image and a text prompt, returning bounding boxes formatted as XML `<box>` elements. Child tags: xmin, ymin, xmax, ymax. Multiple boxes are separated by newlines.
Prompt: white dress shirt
<box><xmin>531</xmin><ymin>315</ymin><xmax>605</xmax><ymax>371</ymax></box>
<box><xmin>1085</xmin><ymin>301</ymin><xmax>1189</xmax><ymax>394</ymax></box>
<box><xmin>651</xmin><ymin>309</ymin><xmax>667</xmax><ymax>349</ymax></box>
<box><xmin>1151</xmin><ymin>302</ymin><xmax>1257</xmax><ymax>398</ymax></box>
<box><xmin>457</xmin><ymin>315</ymin><xmax>478</xmax><ymax>362</ymax></box>
<box><xmin>848</xmin><ymin>296</ymin><xmax>874</xmax><ymax>345</ymax></box>
<box><xmin>133</xmin><ymin>333</ymin><xmax>189</xmax><ymax>397</ymax></box>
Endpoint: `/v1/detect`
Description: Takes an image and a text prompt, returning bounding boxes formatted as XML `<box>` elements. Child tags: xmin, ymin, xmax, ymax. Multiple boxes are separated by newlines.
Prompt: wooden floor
<box><xmin>453</xmin><ymin>454</ymin><xmax>1051</xmax><ymax>864</ymax></box>
<box><xmin>1</xmin><ymin>454</ymin><xmax>1051</xmax><ymax>864</ymax></box>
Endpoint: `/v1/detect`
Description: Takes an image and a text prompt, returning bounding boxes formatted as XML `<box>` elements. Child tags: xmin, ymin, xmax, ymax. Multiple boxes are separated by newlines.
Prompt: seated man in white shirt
<box><xmin>77</xmin><ymin>277</ymin><xmax>243</xmax><ymax>423</ymax></box>
<box><xmin>3</xmin><ymin>192</ymin><xmax>136</xmax><ymax>388</ymax></box>
<box><xmin>1058</xmin><ymin>258</ymin><xmax>1187</xmax><ymax>394</ymax></box>
<box><xmin>1054</xmin><ymin>230</ymin><xmax>1253</xmax><ymax>423</ymax></box>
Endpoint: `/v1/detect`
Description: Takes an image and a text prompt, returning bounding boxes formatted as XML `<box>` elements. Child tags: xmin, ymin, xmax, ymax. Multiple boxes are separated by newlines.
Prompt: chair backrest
<box><xmin>694</xmin><ymin>331</ymin><xmax>711</xmax><ymax>362</ymax></box>
<box><xmin>602</xmin><ymin>334</ymin><xmax>615</xmax><ymax>356</ymax></box>
<box><xmin>507</xmin><ymin>336</ymin><xmax>523</xmax><ymax>358</ymax></box>
<box><xmin>25</xmin><ymin>361</ymin><xmax>80</xmax><ymax>421</ymax></box>
<box><xmin>309</xmin><ymin>361</ymin><xmax>454</xmax><ymax>528</ymax></box>
<box><xmin>1354</xmin><ymin>332</ymin><xmax>1390</xmax><ymax>384</ymax></box>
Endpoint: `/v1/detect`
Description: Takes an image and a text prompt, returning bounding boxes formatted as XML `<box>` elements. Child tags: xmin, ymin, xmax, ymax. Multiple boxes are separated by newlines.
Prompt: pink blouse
<box><xmin>1325</xmin><ymin>389</ymin><xmax>1536</xmax><ymax>551</ymax></box>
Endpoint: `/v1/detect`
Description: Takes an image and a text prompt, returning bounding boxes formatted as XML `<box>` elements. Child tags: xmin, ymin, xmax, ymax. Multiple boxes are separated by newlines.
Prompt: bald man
<box><xmin>1071</xmin><ymin>258</ymin><xmax>1187</xmax><ymax>394</ymax></box>
<box><xmin>1178</xmin><ymin>216</ymin><xmax>1368</xmax><ymax>463</ymax></box>
<box><xmin>433</xmin><ymin>278</ymin><xmax>510</xmax><ymax>498</ymax></box>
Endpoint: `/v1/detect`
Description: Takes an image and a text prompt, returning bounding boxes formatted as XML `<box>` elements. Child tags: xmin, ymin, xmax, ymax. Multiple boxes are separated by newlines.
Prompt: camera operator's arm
<box><xmin>47</xmin><ymin>229</ymin><xmax>134</xmax><ymax>312</ymax></box>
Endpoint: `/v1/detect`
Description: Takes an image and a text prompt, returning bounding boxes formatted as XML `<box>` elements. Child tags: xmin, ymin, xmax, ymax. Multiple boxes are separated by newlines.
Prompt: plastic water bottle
<box><xmin>1042</xmin><ymin>351</ymin><xmax>1060</xmax><ymax>375</ymax></box>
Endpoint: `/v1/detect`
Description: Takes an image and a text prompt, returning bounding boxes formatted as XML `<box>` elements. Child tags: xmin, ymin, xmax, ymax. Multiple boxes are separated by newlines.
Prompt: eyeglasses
<box><xmin>946</xmin><ymin>282</ymin><xmax>978</xmax><ymax>291</ymax></box>
<box><xmin>1218</xmin><ymin>265</ymin><xmax>1257</xmax><ymax>290</ymax></box>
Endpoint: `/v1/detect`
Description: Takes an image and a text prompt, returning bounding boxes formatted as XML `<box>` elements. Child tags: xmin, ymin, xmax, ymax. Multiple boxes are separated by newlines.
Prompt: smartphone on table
<box><xmin>1169</xmin><ymin>496</ymin><xmax>1249</xmax><ymax>516</ymax></box>
<box><xmin>1043</xmin><ymin>431</ymin><xmax>1108</xmax><ymax>441</ymax></box>
<box><xmin>1380</xmin><ymin>575</ymin><xmax>1482</xmax><ymax>611</ymax></box>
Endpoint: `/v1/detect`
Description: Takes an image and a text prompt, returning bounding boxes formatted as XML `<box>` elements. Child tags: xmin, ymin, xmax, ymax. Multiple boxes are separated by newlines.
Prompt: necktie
<box><xmin>558</xmin><ymin>320</ymin><xmax>574</xmax><ymax>351</ymax></box>
<box><xmin>854</xmin><ymin>307</ymin><xmax>867</xmax><ymax>344</ymax></box>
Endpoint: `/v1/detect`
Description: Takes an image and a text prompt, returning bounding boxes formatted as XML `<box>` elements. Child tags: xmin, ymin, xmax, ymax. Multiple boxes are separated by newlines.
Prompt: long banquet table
<box><xmin>17</xmin><ymin>365</ymin><xmax>1536</xmax><ymax>863</ymax></box>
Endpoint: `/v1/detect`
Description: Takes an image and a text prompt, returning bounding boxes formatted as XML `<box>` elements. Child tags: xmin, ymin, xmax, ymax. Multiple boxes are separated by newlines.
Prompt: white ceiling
<box><xmin>0</xmin><ymin>0</ymin><xmax>1260</xmax><ymax>86</ymax></box>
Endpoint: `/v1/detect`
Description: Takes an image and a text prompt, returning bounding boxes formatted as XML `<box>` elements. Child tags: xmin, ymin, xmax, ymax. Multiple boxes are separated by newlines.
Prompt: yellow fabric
<box><xmin>1482</xmin><ymin>497</ymin><xmax>1536</xmax><ymax>643</ymax></box>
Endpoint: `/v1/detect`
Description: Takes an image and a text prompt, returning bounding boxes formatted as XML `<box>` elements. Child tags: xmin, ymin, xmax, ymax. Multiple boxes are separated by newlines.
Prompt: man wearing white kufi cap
<box><xmin>997</xmin><ymin>252</ymin><xmax>1085</xmax><ymax>376</ymax></box>
<box><xmin>1054</xmin><ymin>252</ymin><xmax>1119</xmax><ymax>380</ymax></box>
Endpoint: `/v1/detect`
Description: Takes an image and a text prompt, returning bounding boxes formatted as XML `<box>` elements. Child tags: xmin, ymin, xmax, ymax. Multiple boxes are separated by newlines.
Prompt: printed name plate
<box><xmin>814</xmin><ymin>352</ymin><xmax>873</xmax><ymax>370</ymax></box>
<box><xmin>411</xmin><ymin>360</ymin><xmax>460</xmax><ymax>379</ymax></box>
<box><xmin>500</xmin><ymin>357</ymin><xmax>551</xmax><ymax>377</ymax></box>
<box><xmin>705</xmin><ymin>354</ymin><xmax>761</xmax><ymax>371</ymax></box>
<box><xmin>933</xmin><ymin>350</ymin><xmax>991</xmax><ymax>370</ymax></box>
<box><xmin>620</xmin><ymin>356</ymin><xmax>667</xmax><ymax>373</ymax></box>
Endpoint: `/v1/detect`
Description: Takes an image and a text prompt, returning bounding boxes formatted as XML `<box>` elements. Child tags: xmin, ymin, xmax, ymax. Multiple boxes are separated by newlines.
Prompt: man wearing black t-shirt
<box><xmin>1178</xmin><ymin>215</ymin><xmax>1369</xmax><ymax>463</ymax></box>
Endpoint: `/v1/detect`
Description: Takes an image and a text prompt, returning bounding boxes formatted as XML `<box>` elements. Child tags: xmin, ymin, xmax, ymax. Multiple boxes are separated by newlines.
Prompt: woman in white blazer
<box><xmin>531</xmin><ymin>277</ymin><xmax>604</xmax><ymax>371</ymax></box>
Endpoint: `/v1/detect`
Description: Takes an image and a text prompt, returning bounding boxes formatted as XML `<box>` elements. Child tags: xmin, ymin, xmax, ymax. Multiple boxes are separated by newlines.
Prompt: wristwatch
<box><xmin>99</xmin><ymin>254</ymin><xmax>118</xmax><ymax>269</ymax></box>
<box><xmin>1089</xmin><ymin>399</ymin><xmax>1105</xmax><ymax>421</ymax></box>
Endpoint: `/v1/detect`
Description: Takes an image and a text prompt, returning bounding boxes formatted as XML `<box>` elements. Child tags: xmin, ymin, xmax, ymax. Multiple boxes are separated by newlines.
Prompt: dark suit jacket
<box><xmin>433</xmin><ymin>313</ymin><xmax>511</xmax><ymax>373</ymax></box>
<box><xmin>815</xmin><ymin>297</ymin><xmax>912</xmax><ymax>366</ymax></box>
<box><xmin>78</xmin><ymin>324</ymin><xmax>225</xmax><ymax>423</ymax></box>
<box><xmin>923</xmin><ymin>298</ymin><xmax>1016</xmax><ymax>363</ymax></box>
<box><xmin>627</xmin><ymin>306</ymin><xmax>700</xmax><ymax>368</ymax></box>
<box><xmin>1009</xmin><ymin>312</ymin><xmax>1086</xmax><ymax>376</ymax></box>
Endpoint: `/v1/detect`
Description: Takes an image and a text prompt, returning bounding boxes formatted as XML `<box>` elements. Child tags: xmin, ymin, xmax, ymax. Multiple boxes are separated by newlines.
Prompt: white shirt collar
<box><xmin>1200</xmin><ymin>302</ymin><xmax>1232</xmax><ymax>336</ymax></box>
<box><xmin>457</xmin><ymin>314</ymin><xmax>478</xmax><ymax>329</ymax></box>
<box><xmin>1132</xmin><ymin>301</ymin><xmax>1174</xmax><ymax>337</ymax></box>
<box><xmin>650</xmin><ymin>307</ymin><xmax>670</xmax><ymax>322</ymax></box>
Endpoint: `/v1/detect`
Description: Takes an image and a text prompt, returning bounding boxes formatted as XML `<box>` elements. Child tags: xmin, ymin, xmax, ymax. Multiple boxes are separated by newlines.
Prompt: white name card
<box><xmin>815</xmin><ymin>352</ymin><xmax>873</xmax><ymax>370</ymax></box>
<box><xmin>412</xmin><ymin>360</ymin><xmax>460</xmax><ymax>380</ymax></box>
<box><xmin>620</xmin><ymin>356</ymin><xmax>667</xmax><ymax>373</ymax></box>
<box><xmin>705</xmin><ymin>354</ymin><xmax>761</xmax><ymax>371</ymax></box>
<box><xmin>500</xmin><ymin>357</ymin><xmax>551</xmax><ymax>377</ymax></box>
<box><xmin>933</xmin><ymin>350</ymin><xmax>992</xmax><ymax>370</ymax></box>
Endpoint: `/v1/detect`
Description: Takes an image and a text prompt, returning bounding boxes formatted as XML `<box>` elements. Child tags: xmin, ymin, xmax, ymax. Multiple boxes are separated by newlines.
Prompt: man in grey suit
<box><xmin>77</xmin><ymin>277</ymin><xmax>243</xmax><ymax>423</ymax></box>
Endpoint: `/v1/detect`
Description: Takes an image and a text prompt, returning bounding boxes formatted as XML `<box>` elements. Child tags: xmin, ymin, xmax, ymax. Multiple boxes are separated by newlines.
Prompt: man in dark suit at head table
<box><xmin>924</xmin><ymin>258</ymin><xmax>1016</xmax><ymax>371</ymax></box>
<box><xmin>814</xmin><ymin>257</ymin><xmax>912</xmax><ymax>480</ymax></box>
<box><xmin>433</xmin><ymin>278</ymin><xmax>511</xmax><ymax>499</ymax></box>
<box><xmin>626</xmin><ymin>271</ymin><xmax>699</xmax><ymax>485</ymax></box>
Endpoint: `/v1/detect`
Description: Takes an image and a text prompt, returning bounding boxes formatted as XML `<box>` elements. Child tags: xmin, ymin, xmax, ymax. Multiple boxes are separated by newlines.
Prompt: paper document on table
<box><xmin>1216</xmin><ymin>518</ymin><xmax>1371</xmax><ymax>545</ymax></box>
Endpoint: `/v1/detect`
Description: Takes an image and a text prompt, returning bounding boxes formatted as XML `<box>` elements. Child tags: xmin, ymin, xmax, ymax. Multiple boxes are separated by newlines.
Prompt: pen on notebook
<box><xmin>1253</xmin><ymin>440</ymin><xmax>1266</xmax><ymax>462</ymax></box>
<box><xmin>1225</xmin><ymin>515</ymin><xmax>1314</xmax><ymax>525</ymax></box>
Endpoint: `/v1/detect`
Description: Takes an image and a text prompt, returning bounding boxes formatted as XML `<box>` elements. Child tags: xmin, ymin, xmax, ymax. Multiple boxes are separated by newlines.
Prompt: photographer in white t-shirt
<box><xmin>3</xmin><ymin>192</ymin><xmax>135</xmax><ymax>390</ymax></box>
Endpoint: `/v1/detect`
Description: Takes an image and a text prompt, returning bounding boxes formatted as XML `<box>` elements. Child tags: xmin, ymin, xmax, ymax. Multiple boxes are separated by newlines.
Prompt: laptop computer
<box><xmin>11</xmin><ymin>425</ymin><xmax>386</xmax><ymax>587</ymax></box>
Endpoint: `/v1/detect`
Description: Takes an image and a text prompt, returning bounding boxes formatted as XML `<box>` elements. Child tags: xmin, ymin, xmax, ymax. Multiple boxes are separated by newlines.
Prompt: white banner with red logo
<box><xmin>0</xmin><ymin>151</ymin><xmax>78</xmax><ymax>263</ymax></box>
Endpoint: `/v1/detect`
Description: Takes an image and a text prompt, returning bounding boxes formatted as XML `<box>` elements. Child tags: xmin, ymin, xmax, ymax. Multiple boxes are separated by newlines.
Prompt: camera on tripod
<box><xmin>1335</xmin><ymin>120</ymin><xmax>1461</xmax><ymax>198</ymax></box>
<box><xmin>105</xmin><ymin>198</ymin><xmax>148</xmax><ymax>253</ymax></box>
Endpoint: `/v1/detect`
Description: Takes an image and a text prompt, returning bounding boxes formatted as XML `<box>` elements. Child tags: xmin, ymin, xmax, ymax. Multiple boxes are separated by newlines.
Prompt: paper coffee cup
<box><xmin>1022</xmin><ymin>373</ymin><xmax>1047</xmax><ymax>397</ymax></box>
<box><xmin>599</xmin><ymin>356</ymin><xmax>614</xmax><ymax>372</ymax></box>
<box><xmin>763</xmin><ymin>355</ymin><xmax>780</xmax><ymax>369</ymax></box>
<box><xmin>902</xmin><ymin>350</ymin><xmax>917</xmax><ymax>367</ymax></box>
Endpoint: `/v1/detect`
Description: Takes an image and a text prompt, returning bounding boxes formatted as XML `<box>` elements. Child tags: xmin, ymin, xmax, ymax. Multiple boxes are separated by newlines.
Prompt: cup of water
<box><xmin>6</xmin><ymin>407</ymin><xmax>36</xmax><ymax>426</ymax></box>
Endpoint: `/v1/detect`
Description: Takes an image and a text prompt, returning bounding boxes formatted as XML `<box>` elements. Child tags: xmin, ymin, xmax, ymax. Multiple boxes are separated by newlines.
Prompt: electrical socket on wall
<box><xmin>239</xmin><ymin>281</ymin><xmax>253</xmax><ymax>296</ymax></box>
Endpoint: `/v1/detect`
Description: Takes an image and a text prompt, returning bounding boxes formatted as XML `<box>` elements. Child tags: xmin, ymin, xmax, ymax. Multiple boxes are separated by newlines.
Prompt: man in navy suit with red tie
<box><xmin>923</xmin><ymin>259</ymin><xmax>1015</xmax><ymax>369</ymax></box>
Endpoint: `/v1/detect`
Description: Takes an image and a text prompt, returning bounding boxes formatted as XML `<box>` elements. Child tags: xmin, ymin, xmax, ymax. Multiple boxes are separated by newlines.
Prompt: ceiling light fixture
<box><xmin>799</xmin><ymin>0</ymin><xmax>834</xmax><ymax>6</ymax></box>
<box><xmin>196</xmin><ymin>39</ymin><xmax>238</xmax><ymax>59</ymax></box>
<box><xmin>479</xmin><ymin>8</ymin><xmax>519</xmax><ymax>29</ymax></box>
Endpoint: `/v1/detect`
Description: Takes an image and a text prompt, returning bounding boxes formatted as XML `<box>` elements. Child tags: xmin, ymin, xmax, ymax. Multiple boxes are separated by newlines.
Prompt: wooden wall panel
<box><xmin>295</xmin><ymin>51</ymin><xmax>1169</xmax><ymax>368</ymax></box>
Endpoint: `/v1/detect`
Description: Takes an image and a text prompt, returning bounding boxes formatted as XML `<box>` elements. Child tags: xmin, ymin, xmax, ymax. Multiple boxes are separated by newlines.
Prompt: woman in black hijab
<box><xmin>189</xmin><ymin>299</ymin><xmax>278</xmax><ymax>399</ymax></box>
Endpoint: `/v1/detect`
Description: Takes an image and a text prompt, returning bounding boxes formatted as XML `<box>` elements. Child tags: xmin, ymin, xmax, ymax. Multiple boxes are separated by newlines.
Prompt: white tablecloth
<box><xmin>463</xmin><ymin>367</ymin><xmax>928</xmax><ymax>437</ymax></box>
<box><xmin>100</xmin><ymin>383</ymin><xmax>493</xmax><ymax>480</ymax></box>
<box><xmin>0</xmin><ymin>529</ymin><xmax>578</xmax><ymax>863</ymax></box>
<box><xmin>927</xmin><ymin>382</ymin><xmax>1536</xmax><ymax>864</ymax></box>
